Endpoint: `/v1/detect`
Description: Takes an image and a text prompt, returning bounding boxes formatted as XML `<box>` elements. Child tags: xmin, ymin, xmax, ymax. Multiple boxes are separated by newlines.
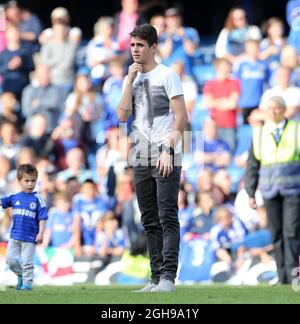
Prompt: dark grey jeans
<box><xmin>264</xmin><ymin>194</ymin><xmax>300</xmax><ymax>284</ymax></box>
<box><xmin>133</xmin><ymin>165</ymin><xmax>181</xmax><ymax>284</ymax></box>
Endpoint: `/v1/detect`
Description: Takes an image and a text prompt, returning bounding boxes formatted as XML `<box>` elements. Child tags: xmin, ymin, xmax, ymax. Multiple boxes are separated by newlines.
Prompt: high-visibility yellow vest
<box><xmin>253</xmin><ymin>120</ymin><xmax>300</xmax><ymax>165</ymax></box>
<box><xmin>252</xmin><ymin>120</ymin><xmax>300</xmax><ymax>199</ymax></box>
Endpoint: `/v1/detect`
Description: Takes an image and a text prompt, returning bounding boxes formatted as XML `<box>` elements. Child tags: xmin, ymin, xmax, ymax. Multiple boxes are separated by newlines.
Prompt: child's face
<box><xmin>216</xmin><ymin>61</ymin><xmax>231</xmax><ymax>77</ymax></box>
<box><xmin>104</xmin><ymin>219</ymin><xmax>117</xmax><ymax>234</ymax></box>
<box><xmin>245</xmin><ymin>41</ymin><xmax>259</xmax><ymax>58</ymax></box>
<box><xmin>199</xmin><ymin>193</ymin><xmax>213</xmax><ymax>210</ymax></box>
<box><xmin>0</xmin><ymin>123</ymin><xmax>16</xmax><ymax>144</ymax></box>
<box><xmin>18</xmin><ymin>173</ymin><xmax>37</xmax><ymax>193</ymax></box>
<box><xmin>219</xmin><ymin>213</ymin><xmax>232</xmax><ymax>229</ymax></box>
<box><xmin>81</xmin><ymin>183</ymin><xmax>97</xmax><ymax>200</ymax></box>
<box><xmin>55</xmin><ymin>198</ymin><xmax>71</xmax><ymax>213</ymax></box>
<box><xmin>1</xmin><ymin>92</ymin><xmax>16</xmax><ymax>110</ymax></box>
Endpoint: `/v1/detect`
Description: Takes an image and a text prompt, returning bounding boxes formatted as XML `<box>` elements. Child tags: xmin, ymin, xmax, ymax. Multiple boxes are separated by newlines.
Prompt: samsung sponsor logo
<box><xmin>13</xmin><ymin>209</ymin><xmax>36</xmax><ymax>218</ymax></box>
<box><xmin>241</xmin><ymin>70</ymin><xmax>265</xmax><ymax>79</ymax></box>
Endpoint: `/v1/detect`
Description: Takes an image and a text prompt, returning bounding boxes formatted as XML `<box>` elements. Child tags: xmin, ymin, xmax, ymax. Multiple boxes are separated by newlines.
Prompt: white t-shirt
<box><xmin>123</xmin><ymin>64</ymin><xmax>184</xmax><ymax>154</ymax></box>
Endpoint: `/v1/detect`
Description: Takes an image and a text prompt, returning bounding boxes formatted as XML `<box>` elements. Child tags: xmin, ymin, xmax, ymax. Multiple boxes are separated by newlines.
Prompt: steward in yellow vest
<box><xmin>245</xmin><ymin>96</ymin><xmax>300</xmax><ymax>284</ymax></box>
<box><xmin>252</xmin><ymin>120</ymin><xmax>300</xmax><ymax>199</ymax></box>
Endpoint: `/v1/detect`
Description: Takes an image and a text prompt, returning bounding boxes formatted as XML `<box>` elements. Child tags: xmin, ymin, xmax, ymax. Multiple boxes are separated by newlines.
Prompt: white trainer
<box><xmin>133</xmin><ymin>282</ymin><xmax>157</xmax><ymax>293</ymax></box>
<box><xmin>151</xmin><ymin>279</ymin><xmax>175</xmax><ymax>292</ymax></box>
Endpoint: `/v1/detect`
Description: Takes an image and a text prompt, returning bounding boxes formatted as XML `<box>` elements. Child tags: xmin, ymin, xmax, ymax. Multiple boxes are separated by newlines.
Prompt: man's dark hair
<box><xmin>130</xmin><ymin>23</ymin><xmax>158</xmax><ymax>47</ymax></box>
<box><xmin>82</xmin><ymin>179</ymin><xmax>97</xmax><ymax>186</ymax></box>
<box><xmin>17</xmin><ymin>164</ymin><xmax>38</xmax><ymax>181</ymax></box>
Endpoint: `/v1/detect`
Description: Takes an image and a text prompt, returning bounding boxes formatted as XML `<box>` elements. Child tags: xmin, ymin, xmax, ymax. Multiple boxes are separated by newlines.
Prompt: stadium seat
<box><xmin>190</xmin><ymin>94</ymin><xmax>209</xmax><ymax>132</ymax></box>
<box><xmin>236</xmin><ymin>124</ymin><xmax>253</xmax><ymax>155</ymax></box>
<box><xmin>192</xmin><ymin>64</ymin><xmax>215</xmax><ymax>92</ymax></box>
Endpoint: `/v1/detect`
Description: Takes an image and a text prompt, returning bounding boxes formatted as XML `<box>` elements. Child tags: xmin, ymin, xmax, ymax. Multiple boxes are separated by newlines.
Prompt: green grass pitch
<box><xmin>0</xmin><ymin>285</ymin><xmax>299</xmax><ymax>304</ymax></box>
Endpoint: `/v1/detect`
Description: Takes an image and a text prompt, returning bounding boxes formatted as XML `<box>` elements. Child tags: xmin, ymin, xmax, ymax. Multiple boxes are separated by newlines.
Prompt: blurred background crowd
<box><xmin>0</xmin><ymin>0</ymin><xmax>298</xmax><ymax>283</ymax></box>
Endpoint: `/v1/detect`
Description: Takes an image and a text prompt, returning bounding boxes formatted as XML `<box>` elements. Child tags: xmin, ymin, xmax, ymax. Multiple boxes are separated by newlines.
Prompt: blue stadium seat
<box><xmin>227</xmin><ymin>124</ymin><xmax>253</xmax><ymax>192</ymax></box>
<box><xmin>193</xmin><ymin>44</ymin><xmax>216</xmax><ymax>65</ymax></box>
<box><xmin>236</xmin><ymin>124</ymin><xmax>253</xmax><ymax>155</ymax></box>
<box><xmin>192</xmin><ymin>64</ymin><xmax>215</xmax><ymax>92</ymax></box>
<box><xmin>228</xmin><ymin>165</ymin><xmax>245</xmax><ymax>193</ymax></box>
<box><xmin>190</xmin><ymin>95</ymin><xmax>209</xmax><ymax>132</ymax></box>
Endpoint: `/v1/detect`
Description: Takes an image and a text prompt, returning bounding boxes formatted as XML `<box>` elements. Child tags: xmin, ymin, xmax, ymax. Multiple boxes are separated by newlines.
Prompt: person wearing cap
<box><xmin>245</xmin><ymin>96</ymin><xmax>300</xmax><ymax>284</ymax></box>
<box><xmin>159</xmin><ymin>7</ymin><xmax>200</xmax><ymax>76</ymax></box>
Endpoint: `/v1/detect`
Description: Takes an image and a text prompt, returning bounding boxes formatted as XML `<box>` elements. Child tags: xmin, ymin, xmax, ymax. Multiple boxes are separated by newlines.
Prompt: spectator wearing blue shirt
<box><xmin>95</xmin><ymin>211</ymin><xmax>126</xmax><ymax>259</ymax></box>
<box><xmin>234</xmin><ymin>39</ymin><xmax>269</xmax><ymax>124</ymax></box>
<box><xmin>86</xmin><ymin>211</ymin><xmax>125</xmax><ymax>281</ymax></box>
<box><xmin>178</xmin><ymin>184</ymin><xmax>194</xmax><ymax>240</ymax></box>
<box><xmin>73</xmin><ymin>179</ymin><xmax>108</xmax><ymax>258</ymax></box>
<box><xmin>0</xmin><ymin>25</ymin><xmax>34</xmax><ymax>99</ymax></box>
<box><xmin>286</xmin><ymin>0</ymin><xmax>300</xmax><ymax>54</ymax></box>
<box><xmin>185</xmin><ymin>191</ymin><xmax>215</xmax><ymax>242</ymax></box>
<box><xmin>103</xmin><ymin>61</ymin><xmax>126</xmax><ymax>129</ymax></box>
<box><xmin>0</xmin><ymin>164</ymin><xmax>48</xmax><ymax>291</ymax></box>
<box><xmin>19</xmin><ymin>7</ymin><xmax>43</xmax><ymax>54</ymax></box>
<box><xmin>215</xmin><ymin>7</ymin><xmax>262</xmax><ymax>64</ymax></box>
<box><xmin>259</xmin><ymin>18</ymin><xmax>285</xmax><ymax>83</ymax></box>
<box><xmin>86</xmin><ymin>16</ymin><xmax>126</xmax><ymax>87</ymax></box>
<box><xmin>43</xmin><ymin>191</ymin><xmax>73</xmax><ymax>248</ymax></box>
<box><xmin>159</xmin><ymin>8</ymin><xmax>200</xmax><ymax>76</ymax></box>
<box><xmin>210</xmin><ymin>206</ymin><xmax>248</xmax><ymax>269</ymax></box>
<box><xmin>194</xmin><ymin>118</ymin><xmax>232</xmax><ymax>171</ymax></box>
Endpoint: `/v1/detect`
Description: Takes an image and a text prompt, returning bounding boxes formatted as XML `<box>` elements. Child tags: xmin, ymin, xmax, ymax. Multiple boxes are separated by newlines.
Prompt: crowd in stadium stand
<box><xmin>0</xmin><ymin>0</ymin><xmax>299</xmax><ymax>282</ymax></box>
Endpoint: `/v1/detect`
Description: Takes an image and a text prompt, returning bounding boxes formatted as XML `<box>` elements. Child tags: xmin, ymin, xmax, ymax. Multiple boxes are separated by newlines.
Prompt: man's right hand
<box><xmin>128</xmin><ymin>63</ymin><xmax>142</xmax><ymax>83</ymax></box>
<box><xmin>249</xmin><ymin>197</ymin><xmax>257</xmax><ymax>210</ymax></box>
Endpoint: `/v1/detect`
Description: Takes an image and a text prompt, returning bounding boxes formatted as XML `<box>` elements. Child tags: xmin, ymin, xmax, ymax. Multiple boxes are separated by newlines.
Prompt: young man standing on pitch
<box><xmin>117</xmin><ymin>24</ymin><xmax>188</xmax><ymax>292</ymax></box>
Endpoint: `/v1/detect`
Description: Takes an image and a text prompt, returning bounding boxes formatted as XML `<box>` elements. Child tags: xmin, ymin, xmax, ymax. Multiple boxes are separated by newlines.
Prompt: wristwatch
<box><xmin>161</xmin><ymin>144</ymin><xmax>175</xmax><ymax>156</ymax></box>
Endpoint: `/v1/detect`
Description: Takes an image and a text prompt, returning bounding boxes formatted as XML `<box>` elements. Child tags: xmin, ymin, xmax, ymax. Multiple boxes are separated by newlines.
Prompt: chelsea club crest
<box><xmin>30</xmin><ymin>202</ymin><xmax>37</xmax><ymax>210</ymax></box>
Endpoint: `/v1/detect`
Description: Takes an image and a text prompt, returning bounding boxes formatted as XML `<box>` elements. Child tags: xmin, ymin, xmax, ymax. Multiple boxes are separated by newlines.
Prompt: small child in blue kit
<box><xmin>0</xmin><ymin>164</ymin><xmax>48</xmax><ymax>291</ymax></box>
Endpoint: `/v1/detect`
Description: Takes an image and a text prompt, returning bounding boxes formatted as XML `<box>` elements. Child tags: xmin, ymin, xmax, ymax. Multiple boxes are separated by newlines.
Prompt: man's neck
<box><xmin>7</xmin><ymin>43</ymin><xmax>20</xmax><ymax>51</ymax></box>
<box><xmin>275</xmin><ymin>118</ymin><xmax>286</xmax><ymax>125</ymax></box>
<box><xmin>267</xmin><ymin>118</ymin><xmax>286</xmax><ymax>128</ymax></box>
<box><xmin>216</xmin><ymin>74</ymin><xmax>227</xmax><ymax>81</ymax></box>
<box><xmin>278</xmin><ymin>84</ymin><xmax>289</xmax><ymax>91</ymax></box>
<box><xmin>142</xmin><ymin>61</ymin><xmax>158</xmax><ymax>73</ymax></box>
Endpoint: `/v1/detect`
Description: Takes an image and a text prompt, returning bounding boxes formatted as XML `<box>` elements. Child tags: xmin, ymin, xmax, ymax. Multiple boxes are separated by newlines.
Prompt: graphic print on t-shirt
<box><xmin>133</xmin><ymin>79</ymin><xmax>171</xmax><ymax>134</ymax></box>
<box><xmin>123</xmin><ymin>64</ymin><xmax>183</xmax><ymax>153</ymax></box>
<box><xmin>133</xmin><ymin>79</ymin><xmax>154</xmax><ymax>128</ymax></box>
